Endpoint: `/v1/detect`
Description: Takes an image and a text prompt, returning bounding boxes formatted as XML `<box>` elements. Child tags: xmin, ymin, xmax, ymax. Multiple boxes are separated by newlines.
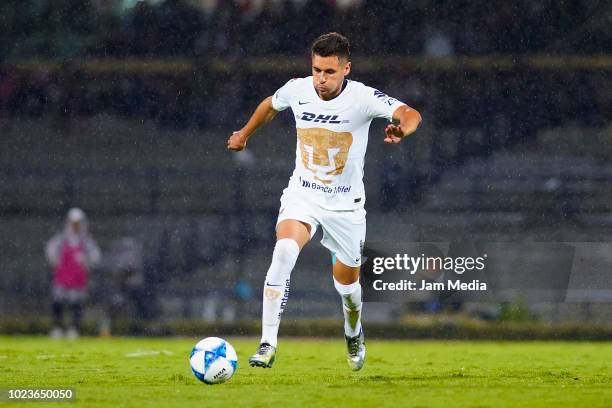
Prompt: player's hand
<box><xmin>384</xmin><ymin>124</ymin><xmax>406</xmax><ymax>144</ymax></box>
<box><xmin>227</xmin><ymin>130</ymin><xmax>247</xmax><ymax>151</ymax></box>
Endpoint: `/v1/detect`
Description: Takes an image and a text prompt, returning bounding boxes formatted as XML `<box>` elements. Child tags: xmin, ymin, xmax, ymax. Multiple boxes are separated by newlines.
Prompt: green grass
<box><xmin>1</xmin><ymin>336</ymin><xmax>611</xmax><ymax>407</ymax></box>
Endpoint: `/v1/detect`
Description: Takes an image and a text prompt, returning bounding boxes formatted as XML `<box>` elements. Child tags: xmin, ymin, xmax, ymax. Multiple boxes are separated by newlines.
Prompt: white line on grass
<box><xmin>125</xmin><ymin>349</ymin><xmax>174</xmax><ymax>358</ymax></box>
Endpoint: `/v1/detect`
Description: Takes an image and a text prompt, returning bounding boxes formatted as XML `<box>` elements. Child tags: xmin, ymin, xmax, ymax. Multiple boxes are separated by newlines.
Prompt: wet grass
<box><xmin>0</xmin><ymin>337</ymin><xmax>611</xmax><ymax>407</ymax></box>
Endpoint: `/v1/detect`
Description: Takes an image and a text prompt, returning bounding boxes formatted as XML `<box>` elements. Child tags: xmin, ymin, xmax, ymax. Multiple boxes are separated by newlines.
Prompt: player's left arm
<box><xmin>384</xmin><ymin>105</ymin><xmax>422</xmax><ymax>144</ymax></box>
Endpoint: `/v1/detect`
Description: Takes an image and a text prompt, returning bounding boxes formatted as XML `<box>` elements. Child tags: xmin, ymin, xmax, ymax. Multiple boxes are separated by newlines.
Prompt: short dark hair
<box><xmin>311</xmin><ymin>32</ymin><xmax>350</xmax><ymax>60</ymax></box>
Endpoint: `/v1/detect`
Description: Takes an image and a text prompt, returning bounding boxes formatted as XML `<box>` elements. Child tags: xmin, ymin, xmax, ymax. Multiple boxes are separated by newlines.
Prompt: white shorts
<box><xmin>276</xmin><ymin>191</ymin><xmax>366</xmax><ymax>267</ymax></box>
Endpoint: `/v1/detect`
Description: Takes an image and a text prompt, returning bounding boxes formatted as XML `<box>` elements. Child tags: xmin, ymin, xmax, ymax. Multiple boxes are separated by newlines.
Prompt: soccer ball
<box><xmin>189</xmin><ymin>337</ymin><xmax>238</xmax><ymax>384</ymax></box>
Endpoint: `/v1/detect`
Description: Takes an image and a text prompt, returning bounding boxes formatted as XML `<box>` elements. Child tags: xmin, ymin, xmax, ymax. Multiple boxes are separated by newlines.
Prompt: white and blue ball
<box><xmin>189</xmin><ymin>337</ymin><xmax>237</xmax><ymax>384</ymax></box>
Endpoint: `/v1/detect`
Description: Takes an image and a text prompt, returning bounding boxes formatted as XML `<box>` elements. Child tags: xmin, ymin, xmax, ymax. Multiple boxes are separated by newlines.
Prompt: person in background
<box><xmin>45</xmin><ymin>208</ymin><xmax>101</xmax><ymax>339</ymax></box>
<box><xmin>102</xmin><ymin>237</ymin><xmax>146</xmax><ymax>336</ymax></box>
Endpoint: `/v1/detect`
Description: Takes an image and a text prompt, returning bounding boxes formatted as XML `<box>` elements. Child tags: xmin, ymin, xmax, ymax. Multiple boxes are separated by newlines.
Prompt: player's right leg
<box><xmin>249</xmin><ymin>219</ymin><xmax>311</xmax><ymax>368</ymax></box>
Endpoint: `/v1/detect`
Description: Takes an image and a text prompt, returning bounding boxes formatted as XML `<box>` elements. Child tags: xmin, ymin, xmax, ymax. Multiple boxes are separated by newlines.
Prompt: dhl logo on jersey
<box><xmin>298</xmin><ymin>112</ymin><xmax>348</xmax><ymax>124</ymax></box>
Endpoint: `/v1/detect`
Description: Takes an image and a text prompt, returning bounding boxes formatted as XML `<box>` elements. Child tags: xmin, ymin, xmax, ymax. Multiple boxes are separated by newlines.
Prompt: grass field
<box><xmin>1</xmin><ymin>336</ymin><xmax>611</xmax><ymax>407</ymax></box>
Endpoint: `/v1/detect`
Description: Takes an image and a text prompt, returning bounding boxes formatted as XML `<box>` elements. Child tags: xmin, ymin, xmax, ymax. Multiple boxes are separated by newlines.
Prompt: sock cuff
<box><xmin>333</xmin><ymin>278</ymin><xmax>361</xmax><ymax>295</ymax></box>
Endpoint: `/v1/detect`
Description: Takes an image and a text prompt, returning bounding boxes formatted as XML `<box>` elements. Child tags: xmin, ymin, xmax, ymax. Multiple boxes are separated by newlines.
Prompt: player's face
<box><xmin>311</xmin><ymin>54</ymin><xmax>351</xmax><ymax>100</ymax></box>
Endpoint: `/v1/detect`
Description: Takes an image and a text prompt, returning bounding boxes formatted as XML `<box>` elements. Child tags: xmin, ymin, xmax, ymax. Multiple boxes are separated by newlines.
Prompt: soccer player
<box><xmin>227</xmin><ymin>32</ymin><xmax>422</xmax><ymax>370</ymax></box>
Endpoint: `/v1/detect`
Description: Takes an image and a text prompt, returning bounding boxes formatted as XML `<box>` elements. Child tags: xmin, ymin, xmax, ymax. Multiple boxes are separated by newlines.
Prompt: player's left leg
<box><xmin>320</xmin><ymin>207</ymin><xmax>366</xmax><ymax>370</ymax></box>
<box><xmin>333</xmin><ymin>259</ymin><xmax>365</xmax><ymax>371</ymax></box>
<box><xmin>333</xmin><ymin>260</ymin><xmax>362</xmax><ymax>337</ymax></box>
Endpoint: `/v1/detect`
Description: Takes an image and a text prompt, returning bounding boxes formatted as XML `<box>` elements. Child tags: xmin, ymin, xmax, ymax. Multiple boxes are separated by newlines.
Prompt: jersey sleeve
<box><xmin>361</xmin><ymin>85</ymin><xmax>406</xmax><ymax>121</ymax></box>
<box><xmin>271</xmin><ymin>78</ymin><xmax>298</xmax><ymax>111</ymax></box>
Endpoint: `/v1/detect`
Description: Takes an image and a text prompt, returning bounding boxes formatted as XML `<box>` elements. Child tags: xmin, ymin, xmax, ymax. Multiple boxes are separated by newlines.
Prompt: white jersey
<box><xmin>272</xmin><ymin>77</ymin><xmax>406</xmax><ymax>210</ymax></box>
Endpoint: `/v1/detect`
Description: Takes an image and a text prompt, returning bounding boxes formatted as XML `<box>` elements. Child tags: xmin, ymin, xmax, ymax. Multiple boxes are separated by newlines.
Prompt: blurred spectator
<box><xmin>45</xmin><ymin>208</ymin><xmax>101</xmax><ymax>339</ymax></box>
<box><xmin>101</xmin><ymin>237</ymin><xmax>147</xmax><ymax>336</ymax></box>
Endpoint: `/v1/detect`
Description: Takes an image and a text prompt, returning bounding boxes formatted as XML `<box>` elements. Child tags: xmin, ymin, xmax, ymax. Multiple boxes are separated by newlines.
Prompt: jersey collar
<box><xmin>310</xmin><ymin>79</ymin><xmax>351</xmax><ymax>108</ymax></box>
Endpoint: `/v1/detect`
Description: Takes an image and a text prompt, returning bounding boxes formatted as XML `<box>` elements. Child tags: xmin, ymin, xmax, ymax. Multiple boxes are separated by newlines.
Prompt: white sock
<box><xmin>333</xmin><ymin>278</ymin><xmax>362</xmax><ymax>337</ymax></box>
<box><xmin>261</xmin><ymin>239</ymin><xmax>300</xmax><ymax>347</ymax></box>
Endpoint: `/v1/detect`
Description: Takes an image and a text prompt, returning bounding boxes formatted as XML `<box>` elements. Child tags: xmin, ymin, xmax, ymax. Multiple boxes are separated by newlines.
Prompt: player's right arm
<box><xmin>227</xmin><ymin>96</ymin><xmax>278</xmax><ymax>152</ymax></box>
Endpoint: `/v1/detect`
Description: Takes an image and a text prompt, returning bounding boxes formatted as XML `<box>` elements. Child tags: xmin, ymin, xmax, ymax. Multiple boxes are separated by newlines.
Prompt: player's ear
<box><xmin>344</xmin><ymin>61</ymin><xmax>351</xmax><ymax>76</ymax></box>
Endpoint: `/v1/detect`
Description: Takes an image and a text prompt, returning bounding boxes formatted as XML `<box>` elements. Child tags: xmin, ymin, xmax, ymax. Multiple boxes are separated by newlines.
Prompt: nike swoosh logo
<box><xmin>298</xmin><ymin>101</ymin><xmax>310</xmax><ymax>105</ymax></box>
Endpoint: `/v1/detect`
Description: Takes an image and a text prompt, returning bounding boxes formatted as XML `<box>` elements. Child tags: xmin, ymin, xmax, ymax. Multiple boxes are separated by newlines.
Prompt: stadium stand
<box><xmin>1</xmin><ymin>0</ymin><xmax>610</xmax><ymax>325</ymax></box>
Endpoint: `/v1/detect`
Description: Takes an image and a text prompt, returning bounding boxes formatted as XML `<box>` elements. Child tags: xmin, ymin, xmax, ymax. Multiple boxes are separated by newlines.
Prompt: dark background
<box><xmin>0</xmin><ymin>0</ymin><xmax>611</xmax><ymax>333</ymax></box>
